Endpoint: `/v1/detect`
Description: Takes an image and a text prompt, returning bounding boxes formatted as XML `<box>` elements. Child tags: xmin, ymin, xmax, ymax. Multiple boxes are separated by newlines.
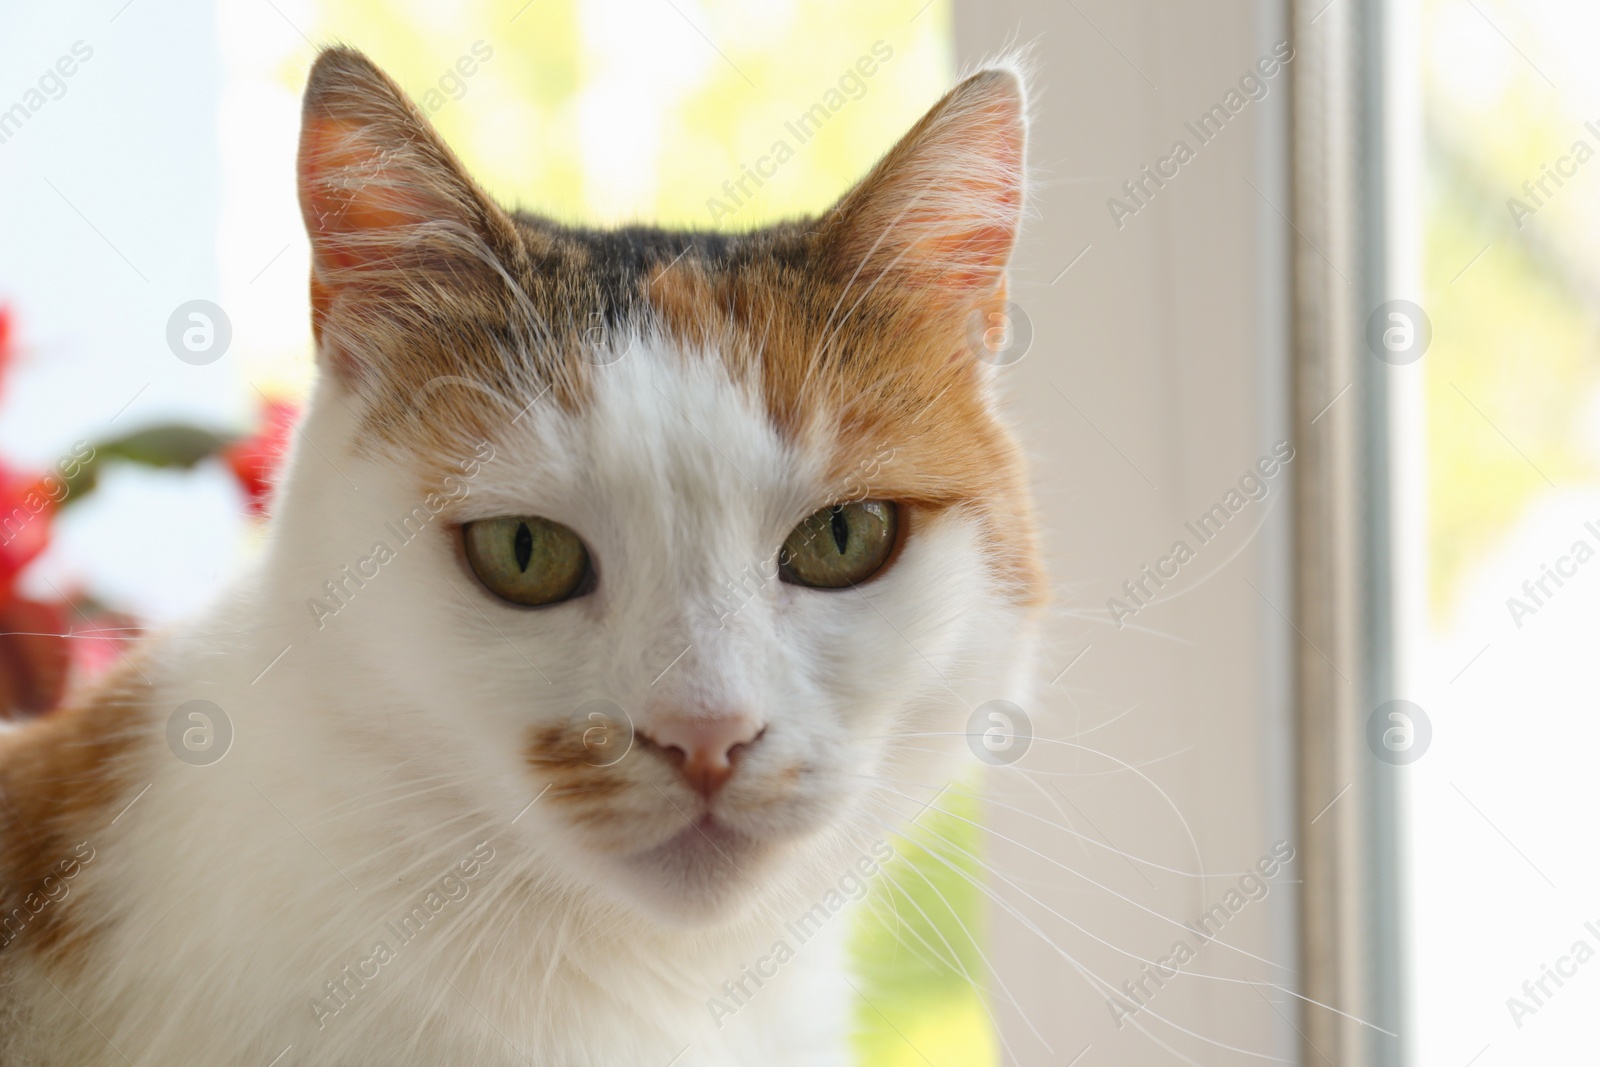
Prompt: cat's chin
<box><xmin>600</xmin><ymin>815</ymin><xmax>780</xmax><ymax>926</ymax></box>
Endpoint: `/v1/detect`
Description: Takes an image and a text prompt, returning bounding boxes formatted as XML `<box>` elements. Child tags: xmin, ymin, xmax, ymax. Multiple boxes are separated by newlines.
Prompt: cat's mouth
<box><xmin>671</xmin><ymin>811</ymin><xmax>740</xmax><ymax>847</ymax></box>
<box><xmin>602</xmin><ymin>811</ymin><xmax>774</xmax><ymax>923</ymax></box>
<box><xmin>641</xmin><ymin>811</ymin><xmax>750</xmax><ymax>868</ymax></box>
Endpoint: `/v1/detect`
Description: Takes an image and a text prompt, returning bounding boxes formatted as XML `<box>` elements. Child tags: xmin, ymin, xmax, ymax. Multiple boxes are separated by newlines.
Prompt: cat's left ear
<box><xmin>815</xmin><ymin>65</ymin><xmax>1026</xmax><ymax>329</ymax></box>
<box><xmin>297</xmin><ymin>46</ymin><xmax>522</xmax><ymax>384</ymax></box>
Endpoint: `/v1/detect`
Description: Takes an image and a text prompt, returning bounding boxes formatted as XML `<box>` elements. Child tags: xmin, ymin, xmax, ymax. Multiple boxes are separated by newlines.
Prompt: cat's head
<box><xmin>278</xmin><ymin>47</ymin><xmax>1042</xmax><ymax>924</ymax></box>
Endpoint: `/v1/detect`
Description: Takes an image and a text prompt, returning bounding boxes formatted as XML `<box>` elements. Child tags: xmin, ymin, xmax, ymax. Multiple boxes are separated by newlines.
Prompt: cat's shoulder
<box><xmin>0</xmin><ymin>658</ymin><xmax>155</xmax><ymax>962</ymax></box>
<box><xmin>0</xmin><ymin>655</ymin><xmax>154</xmax><ymax>790</ymax></box>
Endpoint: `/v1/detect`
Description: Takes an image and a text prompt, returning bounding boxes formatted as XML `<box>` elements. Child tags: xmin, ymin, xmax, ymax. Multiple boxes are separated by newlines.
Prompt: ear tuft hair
<box><xmin>297</xmin><ymin>46</ymin><xmax>521</xmax><ymax>384</ymax></box>
<box><xmin>817</xmin><ymin>63</ymin><xmax>1028</xmax><ymax>304</ymax></box>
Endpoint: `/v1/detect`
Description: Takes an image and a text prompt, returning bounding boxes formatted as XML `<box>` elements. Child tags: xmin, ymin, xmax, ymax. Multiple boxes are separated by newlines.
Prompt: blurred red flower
<box><xmin>0</xmin><ymin>305</ymin><xmax>12</xmax><ymax>395</ymax></box>
<box><xmin>0</xmin><ymin>467</ymin><xmax>54</xmax><ymax>601</ymax></box>
<box><xmin>223</xmin><ymin>398</ymin><xmax>298</xmax><ymax>516</ymax></box>
<box><xmin>0</xmin><ymin>598</ymin><xmax>69</xmax><ymax>716</ymax></box>
<box><xmin>0</xmin><ymin>309</ymin><xmax>71</xmax><ymax>716</ymax></box>
<box><xmin>0</xmin><ymin>316</ymin><xmax>298</xmax><ymax>716</ymax></box>
<box><xmin>0</xmin><ymin>466</ymin><xmax>69</xmax><ymax>715</ymax></box>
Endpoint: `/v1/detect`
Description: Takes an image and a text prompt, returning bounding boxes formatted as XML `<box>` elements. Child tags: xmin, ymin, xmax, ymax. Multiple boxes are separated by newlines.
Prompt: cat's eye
<box><xmin>779</xmin><ymin>501</ymin><xmax>899</xmax><ymax>589</ymax></box>
<box><xmin>462</xmin><ymin>516</ymin><xmax>591</xmax><ymax>606</ymax></box>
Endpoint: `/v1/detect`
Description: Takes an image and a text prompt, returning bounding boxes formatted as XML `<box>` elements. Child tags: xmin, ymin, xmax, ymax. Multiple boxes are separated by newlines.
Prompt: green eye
<box><xmin>779</xmin><ymin>501</ymin><xmax>899</xmax><ymax>589</ymax></box>
<box><xmin>462</xmin><ymin>516</ymin><xmax>591</xmax><ymax>606</ymax></box>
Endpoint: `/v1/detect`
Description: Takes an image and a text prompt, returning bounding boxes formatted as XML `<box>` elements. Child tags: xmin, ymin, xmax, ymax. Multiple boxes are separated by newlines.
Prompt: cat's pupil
<box><xmin>514</xmin><ymin>522</ymin><xmax>533</xmax><ymax>572</ymax></box>
<box><xmin>830</xmin><ymin>506</ymin><xmax>849</xmax><ymax>555</ymax></box>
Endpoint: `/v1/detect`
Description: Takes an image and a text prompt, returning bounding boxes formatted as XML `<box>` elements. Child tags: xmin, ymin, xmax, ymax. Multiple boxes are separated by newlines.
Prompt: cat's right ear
<box><xmin>297</xmin><ymin>47</ymin><xmax>521</xmax><ymax>385</ymax></box>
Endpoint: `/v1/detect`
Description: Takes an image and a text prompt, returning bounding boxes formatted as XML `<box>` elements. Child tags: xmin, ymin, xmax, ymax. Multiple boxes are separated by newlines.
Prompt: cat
<box><xmin>0</xmin><ymin>45</ymin><xmax>1041</xmax><ymax>1066</ymax></box>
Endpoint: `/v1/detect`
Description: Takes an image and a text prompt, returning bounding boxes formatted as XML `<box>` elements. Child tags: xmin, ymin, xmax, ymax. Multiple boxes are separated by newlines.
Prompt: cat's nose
<box><xmin>642</xmin><ymin>713</ymin><xmax>763</xmax><ymax>797</ymax></box>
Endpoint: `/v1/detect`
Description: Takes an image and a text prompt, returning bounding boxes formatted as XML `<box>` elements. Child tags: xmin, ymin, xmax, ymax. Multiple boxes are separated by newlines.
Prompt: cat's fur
<box><xmin>0</xmin><ymin>47</ymin><xmax>1041</xmax><ymax>1065</ymax></box>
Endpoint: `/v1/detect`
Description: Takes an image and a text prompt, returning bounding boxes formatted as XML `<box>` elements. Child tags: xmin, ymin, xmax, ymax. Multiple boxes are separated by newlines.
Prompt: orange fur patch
<box><xmin>0</xmin><ymin>659</ymin><xmax>152</xmax><ymax>968</ymax></box>
<box><xmin>524</xmin><ymin>720</ymin><xmax>654</xmax><ymax>849</ymax></box>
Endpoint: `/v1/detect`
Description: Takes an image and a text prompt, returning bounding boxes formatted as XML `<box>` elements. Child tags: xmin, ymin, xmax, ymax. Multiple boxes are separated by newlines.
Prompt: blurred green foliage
<box><xmin>852</xmin><ymin>785</ymin><xmax>999</xmax><ymax>1067</ymax></box>
<box><xmin>1424</xmin><ymin>179</ymin><xmax>1598</xmax><ymax>617</ymax></box>
<box><xmin>312</xmin><ymin>0</ymin><xmax>952</xmax><ymax>226</ymax></box>
<box><xmin>1425</xmin><ymin>0</ymin><xmax>1600</xmax><ymax>621</ymax></box>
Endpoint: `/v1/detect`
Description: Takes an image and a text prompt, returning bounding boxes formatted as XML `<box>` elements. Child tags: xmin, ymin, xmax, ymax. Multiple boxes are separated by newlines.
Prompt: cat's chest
<box><xmin>25</xmin><ymin>803</ymin><xmax>855</xmax><ymax>1067</ymax></box>
<box><xmin>17</xmin><ymin>920</ymin><xmax>851</xmax><ymax>1067</ymax></box>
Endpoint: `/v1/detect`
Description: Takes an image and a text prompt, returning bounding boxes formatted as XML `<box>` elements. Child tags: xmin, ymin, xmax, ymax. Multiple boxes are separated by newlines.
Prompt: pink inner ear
<box><xmin>298</xmin><ymin>115</ymin><xmax>433</xmax><ymax>352</ymax></box>
<box><xmin>832</xmin><ymin>72</ymin><xmax>1025</xmax><ymax>302</ymax></box>
<box><xmin>918</xmin><ymin>96</ymin><xmax>1024</xmax><ymax>295</ymax></box>
<box><xmin>298</xmin><ymin>116</ymin><xmax>444</xmax><ymax>275</ymax></box>
<box><xmin>910</xmin><ymin>201</ymin><xmax>1022</xmax><ymax>295</ymax></box>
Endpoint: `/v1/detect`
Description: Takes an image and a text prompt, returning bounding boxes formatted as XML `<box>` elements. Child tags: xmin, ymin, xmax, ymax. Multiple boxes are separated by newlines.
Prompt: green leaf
<box><xmin>59</xmin><ymin>424</ymin><xmax>238</xmax><ymax>505</ymax></box>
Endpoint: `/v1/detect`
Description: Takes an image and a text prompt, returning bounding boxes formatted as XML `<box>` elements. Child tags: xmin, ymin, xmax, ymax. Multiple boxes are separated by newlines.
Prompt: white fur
<box><xmin>4</xmin><ymin>337</ymin><xmax>1033</xmax><ymax>1065</ymax></box>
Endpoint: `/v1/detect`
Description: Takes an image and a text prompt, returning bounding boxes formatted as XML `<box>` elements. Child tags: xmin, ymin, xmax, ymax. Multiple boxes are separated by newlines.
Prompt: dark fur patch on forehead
<box><xmin>508</xmin><ymin>214</ymin><xmax>814</xmax><ymax>326</ymax></box>
<box><xmin>518</xmin><ymin>215</ymin><xmax>814</xmax><ymax>273</ymax></box>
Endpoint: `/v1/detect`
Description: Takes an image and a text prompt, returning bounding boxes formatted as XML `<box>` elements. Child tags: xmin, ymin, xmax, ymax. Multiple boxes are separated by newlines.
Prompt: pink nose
<box><xmin>643</xmin><ymin>713</ymin><xmax>763</xmax><ymax>797</ymax></box>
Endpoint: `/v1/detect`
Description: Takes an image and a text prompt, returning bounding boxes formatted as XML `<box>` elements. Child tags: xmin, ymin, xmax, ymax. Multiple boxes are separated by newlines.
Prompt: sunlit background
<box><xmin>1410</xmin><ymin>0</ymin><xmax>1600</xmax><ymax>1062</ymax></box>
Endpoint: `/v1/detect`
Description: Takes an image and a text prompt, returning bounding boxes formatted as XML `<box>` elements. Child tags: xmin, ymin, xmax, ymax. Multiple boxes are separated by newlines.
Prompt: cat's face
<box><xmin>284</xmin><ymin>49</ymin><xmax>1041</xmax><ymax>924</ymax></box>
